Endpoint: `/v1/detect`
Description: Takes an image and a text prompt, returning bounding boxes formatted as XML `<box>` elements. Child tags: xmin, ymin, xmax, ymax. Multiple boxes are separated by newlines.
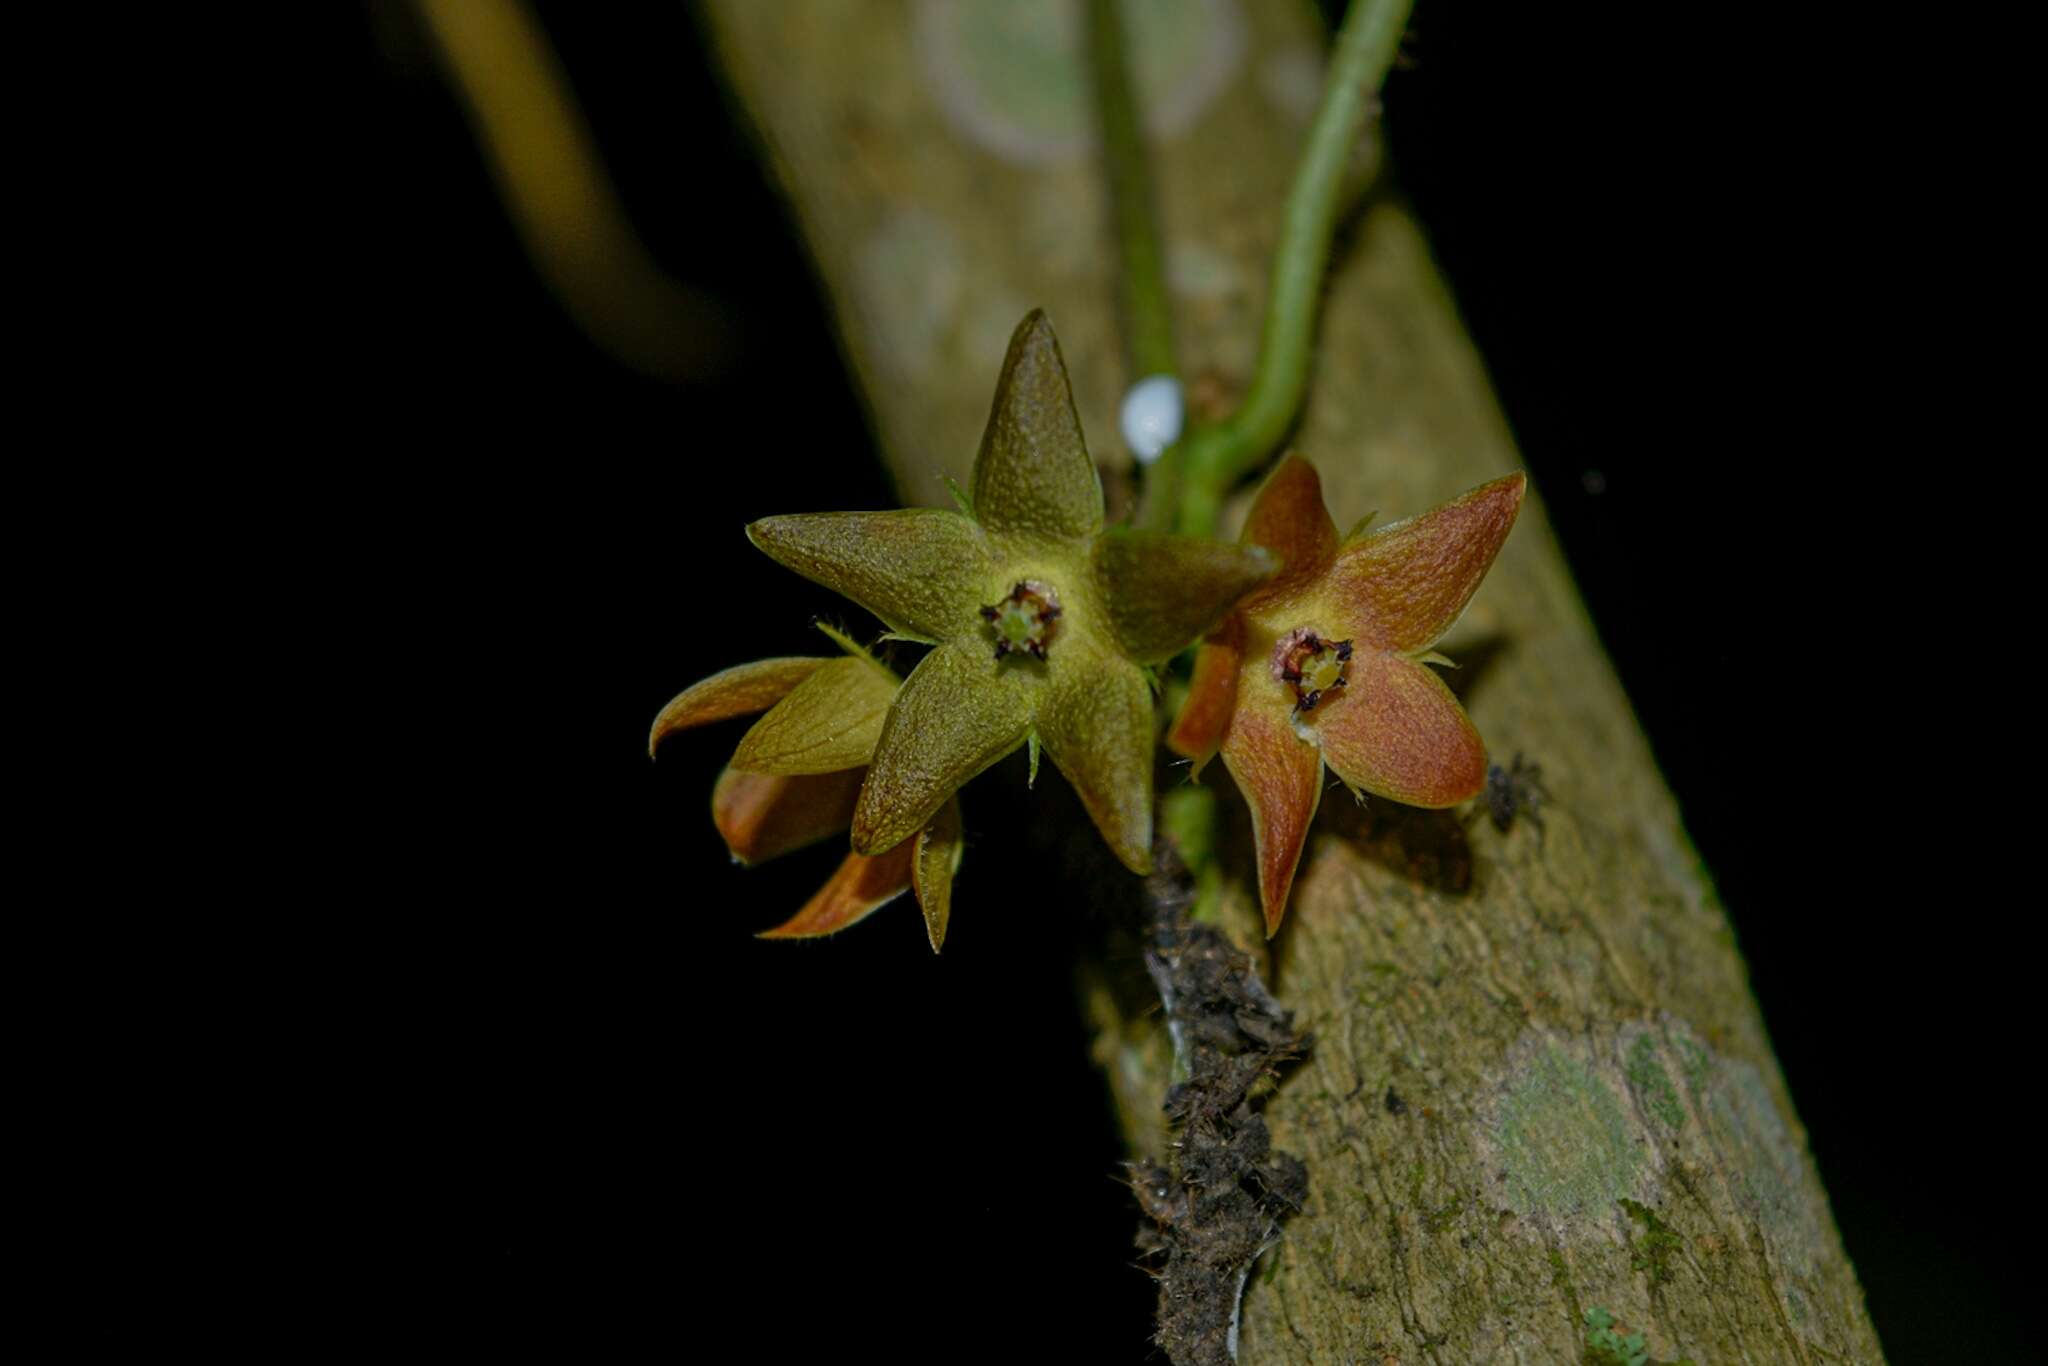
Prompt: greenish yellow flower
<box><xmin>746</xmin><ymin>311</ymin><xmax>1273</xmax><ymax>874</ymax></box>
<box><xmin>648</xmin><ymin>627</ymin><xmax>963</xmax><ymax>951</ymax></box>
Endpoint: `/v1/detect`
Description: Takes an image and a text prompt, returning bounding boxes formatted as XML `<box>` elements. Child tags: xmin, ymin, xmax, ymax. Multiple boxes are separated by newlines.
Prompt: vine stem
<box><xmin>413</xmin><ymin>0</ymin><xmax>721</xmax><ymax>378</ymax></box>
<box><xmin>1173</xmin><ymin>0</ymin><xmax>1415</xmax><ymax>537</ymax></box>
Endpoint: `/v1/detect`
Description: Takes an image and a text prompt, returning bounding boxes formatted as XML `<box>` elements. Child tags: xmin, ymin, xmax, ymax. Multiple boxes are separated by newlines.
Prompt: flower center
<box><xmin>980</xmin><ymin>580</ymin><xmax>1063</xmax><ymax>660</ymax></box>
<box><xmin>1272</xmin><ymin>627</ymin><xmax>1352</xmax><ymax>714</ymax></box>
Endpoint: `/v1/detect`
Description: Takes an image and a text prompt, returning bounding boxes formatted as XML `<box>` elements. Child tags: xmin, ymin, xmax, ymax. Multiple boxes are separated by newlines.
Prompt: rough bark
<box><xmin>703</xmin><ymin>2</ymin><xmax>1882</xmax><ymax>1360</ymax></box>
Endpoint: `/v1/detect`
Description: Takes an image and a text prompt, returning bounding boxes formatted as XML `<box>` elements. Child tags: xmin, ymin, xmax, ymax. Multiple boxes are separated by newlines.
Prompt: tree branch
<box><xmin>702</xmin><ymin>3</ymin><xmax>1882</xmax><ymax>1359</ymax></box>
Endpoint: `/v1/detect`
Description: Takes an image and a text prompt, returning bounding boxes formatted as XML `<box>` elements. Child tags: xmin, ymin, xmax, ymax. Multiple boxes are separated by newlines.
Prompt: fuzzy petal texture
<box><xmin>912</xmin><ymin>798</ymin><xmax>965</xmax><ymax>953</ymax></box>
<box><xmin>1325</xmin><ymin>473</ymin><xmax>1526</xmax><ymax>652</ymax></box>
<box><xmin>1187</xmin><ymin>460</ymin><xmax>1525</xmax><ymax>935</ymax></box>
<box><xmin>1219</xmin><ymin>702</ymin><xmax>1325</xmax><ymax>938</ymax></box>
<box><xmin>1309</xmin><ymin>652</ymin><xmax>1487</xmax><ymax>808</ymax></box>
<box><xmin>711</xmin><ymin>766</ymin><xmax>864</xmax><ymax>866</ymax></box>
<box><xmin>757</xmin><ymin>842</ymin><xmax>917</xmax><ymax>940</ymax></box>
<box><xmin>1242</xmin><ymin>454</ymin><xmax>1339</xmax><ymax>589</ymax></box>
<box><xmin>1096</xmin><ymin>530</ymin><xmax>1273</xmax><ymax>664</ymax></box>
<box><xmin>853</xmin><ymin>642</ymin><xmax>1035</xmax><ymax>856</ymax></box>
<box><xmin>730</xmin><ymin>656</ymin><xmax>899</xmax><ymax>776</ymax></box>
<box><xmin>1037</xmin><ymin>656</ymin><xmax>1157</xmax><ymax>874</ymax></box>
<box><xmin>747</xmin><ymin>509</ymin><xmax>991</xmax><ymax>641</ymax></box>
<box><xmin>648</xmin><ymin>657</ymin><xmax>824</xmax><ymax>756</ymax></box>
<box><xmin>970</xmin><ymin>310</ymin><xmax>1102</xmax><ymax>544</ymax></box>
<box><xmin>1165</xmin><ymin>631</ymin><xmax>1241</xmax><ymax>773</ymax></box>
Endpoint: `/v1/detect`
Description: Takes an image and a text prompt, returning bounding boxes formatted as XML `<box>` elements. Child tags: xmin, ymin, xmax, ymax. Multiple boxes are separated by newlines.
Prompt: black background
<box><xmin>80</xmin><ymin>2</ymin><xmax>1998</xmax><ymax>1356</ymax></box>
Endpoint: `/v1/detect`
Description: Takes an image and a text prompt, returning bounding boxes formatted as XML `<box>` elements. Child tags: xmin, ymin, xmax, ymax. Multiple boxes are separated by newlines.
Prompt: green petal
<box><xmin>969</xmin><ymin>310</ymin><xmax>1102</xmax><ymax>544</ymax></box>
<box><xmin>1038</xmin><ymin>655</ymin><xmax>1155</xmax><ymax>875</ymax></box>
<box><xmin>912</xmin><ymin>798</ymin><xmax>965</xmax><ymax>953</ymax></box>
<box><xmin>747</xmin><ymin>509</ymin><xmax>990</xmax><ymax>641</ymax></box>
<box><xmin>648</xmin><ymin>657</ymin><xmax>826</xmax><ymax>757</ymax></box>
<box><xmin>1095</xmin><ymin>529</ymin><xmax>1274</xmax><ymax>664</ymax></box>
<box><xmin>852</xmin><ymin>641</ymin><xmax>1035</xmax><ymax>855</ymax></box>
<box><xmin>730</xmin><ymin>656</ymin><xmax>900</xmax><ymax>776</ymax></box>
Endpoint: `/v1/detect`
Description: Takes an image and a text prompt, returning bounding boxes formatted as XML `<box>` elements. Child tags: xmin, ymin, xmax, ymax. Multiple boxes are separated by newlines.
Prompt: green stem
<box><xmin>1087</xmin><ymin>0</ymin><xmax>1185</xmax><ymax>533</ymax></box>
<box><xmin>1087</xmin><ymin>0</ymin><xmax>1176</xmax><ymax>381</ymax></box>
<box><xmin>1175</xmin><ymin>0</ymin><xmax>1414</xmax><ymax>536</ymax></box>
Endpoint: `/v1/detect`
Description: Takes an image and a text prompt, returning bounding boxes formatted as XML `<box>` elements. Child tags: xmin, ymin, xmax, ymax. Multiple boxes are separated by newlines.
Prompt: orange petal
<box><xmin>912</xmin><ymin>798</ymin><xmax>965</xmax><ymax>953</ymax></box>
<box><xmin>758</xmin><ymin>841</ymin><xmax>916</xmax><ymax>940</ymax></box>
<box><xmin>1324</xmin><ymin>473</ymin><xmax>1525</xmax><ymax>652</ymax></box>
<box><xmin>1241</xmin><ymin>455</ymin><xmax>1339</xmax><ymax>591</ymax></box>
<box><xmin>1166</xmin><ymin>633</ymin><xmax>1243</xmax><ymax>775</ymax></box>
<box><xmin>1219</xmin><ymin>702</ymin><xmax>1324</xmax><ymax>937</ymax></box>
<box><xmin>648</xmin><ymin>657</ymin><xmax>826</xmax><ymax>756</ymax></box>
<box><xmin>1308</xmin><ymin>652</ymin><xmax>1487</xmax><ymax>808</ymax></box>
<box><xmin>711</xmin><ymin>766</ymin><xmax>864</xmax><ymax>866</ymax></box>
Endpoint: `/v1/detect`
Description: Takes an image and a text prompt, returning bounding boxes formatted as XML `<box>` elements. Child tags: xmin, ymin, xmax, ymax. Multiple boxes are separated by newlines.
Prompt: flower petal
<box><xmin>969</xmin><ymin>310</ymin><xmax>1102</xmax><ymax>544</ymax></box>
<box><xmin>1165</xmin><ymin>633</ymin><xmax>1242</xmax><ymax>774</ymax></box>
<box><xmin>1095</xmin><ymin>529</ymin><xmax>1274</xmax><ymax>664</ymax></box>
<box><xmin>912</xmin><ymin>798</ymin><xmax>965</xmax><ymax>953</ymax></box>
<box><xmin>648</xmin><ymin>657</ymin><xmax>825</xmax><ymax>756</ymax></box>
<box><xmin>1219</xmin><ymin>702</ymin><xmax>1324</xmax><ymax>937</ymax></box>
<box><xmin>1324</xmin><ymin>473</ymin><xmax>1526</xmax><ymax>653</ymax></box>
<box><xmin>757</xmin><ymin>842</ymin><xmax>916</xmax><ymax>940</ymax></box>
<box><xmin>1038</xmin><ymin>655</ymin><xmax>1156</xmax><ymax>875</ymax></box>
<box><xmin>747</xmin><ymin>509</ymin><xmax>991</xmax><ymax>641</ymax></box>
<box><xmin>1242</xmin><ymin>454</ymin><xmax>1339</xmax><ymax>589</ymax></box>
<box><xmin>730</xmin><ymin>656</ymin><xmax>900</xmax><ymax>776</ymax></box>
<box><xmin>1310</xmin><ymin>652</ymin><xmax>1487</xmax><ymax>808</ymax></box>
<box><xmin>852</xmin><ymin>642</ymin><xmax>1035</xmax><ymax>856</ymax></box>
<box><xmin>711</xmin><ymin>766</ymin><xmax>864</xmax><ymax>865</ymax></box>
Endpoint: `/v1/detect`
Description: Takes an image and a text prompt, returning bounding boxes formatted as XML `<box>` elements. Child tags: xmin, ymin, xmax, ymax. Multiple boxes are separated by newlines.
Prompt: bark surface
<box><xmin>704</xmin><ymin>2</ymin><xmax>1882</xmax><ymax>1360</ymax></box>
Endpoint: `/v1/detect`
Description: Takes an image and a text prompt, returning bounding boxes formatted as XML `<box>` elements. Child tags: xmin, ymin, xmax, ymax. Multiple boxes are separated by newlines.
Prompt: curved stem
<box><xmin>414</xmin><ymin>0</ymin><xmax>722</xmax><ymax>379</ymax></box>
<box><xmin>1175</xmin><ymin>0</ymin><xmax>1414</xmax><ymax>536</ymax></box>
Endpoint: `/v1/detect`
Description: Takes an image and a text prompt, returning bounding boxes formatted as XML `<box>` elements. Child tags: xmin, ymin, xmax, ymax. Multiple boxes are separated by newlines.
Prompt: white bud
<box><xmin>1119</xmin><ymin>375</ymin><xmax>1184</xmax><ymax>464</ymax></box>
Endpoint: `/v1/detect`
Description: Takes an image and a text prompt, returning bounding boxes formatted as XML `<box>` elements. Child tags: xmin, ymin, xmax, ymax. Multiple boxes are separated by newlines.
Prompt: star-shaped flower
<box><xmin>746</xmin><ymin>311</ymin><xmax>1274</xmax><ymax>874</ymax></box>
<box><xmin>1167</xmin><ymin>455</ymin><xmax>1526</xmax><ymax>934</ymax></box>
<box><xmin>648</xmin><ymin>629</ymin><xmax>964</xmax><ymax>950</ymax></box>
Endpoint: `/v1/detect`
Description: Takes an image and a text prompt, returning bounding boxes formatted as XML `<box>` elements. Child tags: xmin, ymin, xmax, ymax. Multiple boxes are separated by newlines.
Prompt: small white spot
<box><xmin>1120</xmin><ymin>375</ymin><xmax>1184</xmax><ymax>463</ymax></box>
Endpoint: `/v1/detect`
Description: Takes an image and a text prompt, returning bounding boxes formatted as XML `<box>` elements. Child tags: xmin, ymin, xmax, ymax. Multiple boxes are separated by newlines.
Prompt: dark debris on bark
<box><xmin>1130</xmin><ymin>848</ymin><xmax>1310</xmax><ymax>1366</ymax></box>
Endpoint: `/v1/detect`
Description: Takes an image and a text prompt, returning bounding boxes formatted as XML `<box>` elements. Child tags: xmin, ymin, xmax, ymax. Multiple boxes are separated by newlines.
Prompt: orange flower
<box><xmin>1167</xmin><ymin>456</ymin><xmax>1526</xmax><ymax>935</ymax></box>
<box><xmin>648</xmin><ymin>630</ymin><xmax>963</xmax><ymax>951</ymax></box>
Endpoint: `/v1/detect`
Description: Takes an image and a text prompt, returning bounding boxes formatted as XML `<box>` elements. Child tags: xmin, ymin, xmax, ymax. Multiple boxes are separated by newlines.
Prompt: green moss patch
<box><xmin>1496</xmin><ymin>1043</ymin><xmax>1643</xmax><ymax>1217</ymax></box>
